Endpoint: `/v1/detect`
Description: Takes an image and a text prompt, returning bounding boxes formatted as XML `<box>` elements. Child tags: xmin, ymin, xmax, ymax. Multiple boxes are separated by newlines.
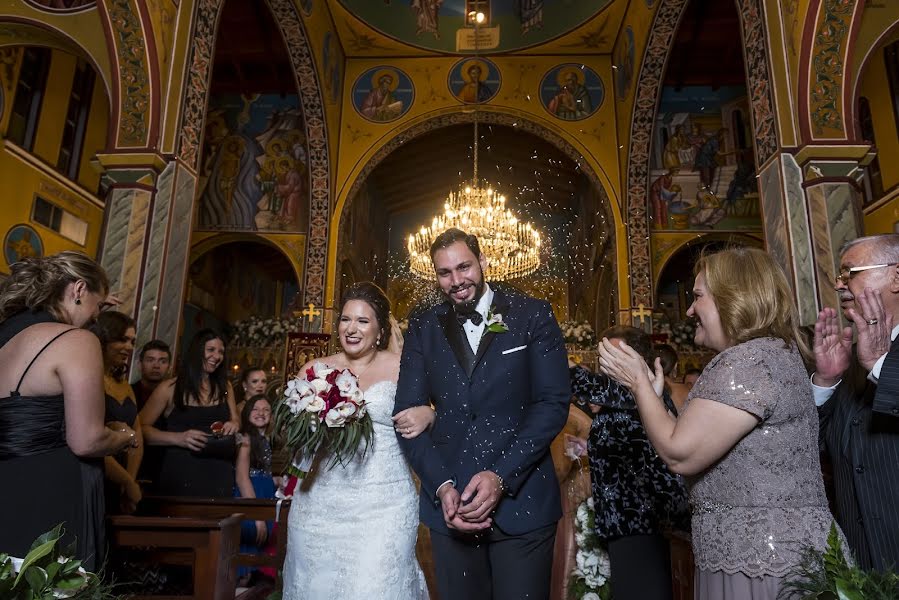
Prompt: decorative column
<box><xmin>96</xmin><ymin>153</ymin><xmax>198</xmax><ymax>356</ymax></box>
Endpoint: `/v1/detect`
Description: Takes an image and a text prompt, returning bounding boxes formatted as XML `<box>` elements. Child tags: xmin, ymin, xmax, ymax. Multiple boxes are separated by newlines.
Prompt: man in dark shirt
<box><xmin>131</xmin><ymin>339</ymin><xmax>171</xmax><ymax>411</ymax></box>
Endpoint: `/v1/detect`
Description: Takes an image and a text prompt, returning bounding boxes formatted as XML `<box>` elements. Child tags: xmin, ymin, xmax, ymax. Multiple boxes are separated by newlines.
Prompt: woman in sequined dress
<box><xmin>569</xmin><ymin>325</ymin><xmax>690</xmax><ymax>600</ymax></box>
<box><xmin>599</xmin><ymin>247</ymin><xmax>843</xmax><ymax>599</ymax></box>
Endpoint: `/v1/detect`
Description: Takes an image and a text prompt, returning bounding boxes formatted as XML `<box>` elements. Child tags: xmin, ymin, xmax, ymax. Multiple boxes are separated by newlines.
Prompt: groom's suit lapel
<box><xmin>470</xmin><ymin>288</ymin><xmax>511</xmax><ymax>377</ymax></box>
<box><xmin>439</xmin><ymin>306</ymin><xmax>476</xmax><ymax>378</ymax></box>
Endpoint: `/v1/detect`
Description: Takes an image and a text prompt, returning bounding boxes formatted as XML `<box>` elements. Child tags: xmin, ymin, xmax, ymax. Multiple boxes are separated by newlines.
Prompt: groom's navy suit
<box><xmin>394</xmin><ymin>287</ymin><xmax>570</xmax><ymax>538</ymax></box>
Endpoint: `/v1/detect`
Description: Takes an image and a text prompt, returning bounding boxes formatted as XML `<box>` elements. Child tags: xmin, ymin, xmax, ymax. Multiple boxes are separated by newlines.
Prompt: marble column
<box><xmin>97</xmin><ymin>154</ymin><xmax>198</xmax><ymax>362</ymax></box>
<box><xmin>756</xmin><ymin>147</ymin><xmax>869</xmax><ymax>325</ymax></box>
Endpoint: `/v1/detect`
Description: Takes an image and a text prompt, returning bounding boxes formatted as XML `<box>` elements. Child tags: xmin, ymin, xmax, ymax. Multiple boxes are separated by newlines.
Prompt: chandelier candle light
<box><xmin>407</xmin><ymin>11</ymin><xmax>542</xmax><ymax>282</ymax></box>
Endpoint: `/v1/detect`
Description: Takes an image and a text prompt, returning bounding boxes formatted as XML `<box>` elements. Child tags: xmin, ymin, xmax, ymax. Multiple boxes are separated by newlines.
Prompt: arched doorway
<box><xmin>336</xmin><ymin>115</ymin><xmax>619</xmax><ymax>333</ymax></box>
<box><xmin>625</xmin><ymin>0</ymin><xmax>779</xmax><ymax>308</ymax></box>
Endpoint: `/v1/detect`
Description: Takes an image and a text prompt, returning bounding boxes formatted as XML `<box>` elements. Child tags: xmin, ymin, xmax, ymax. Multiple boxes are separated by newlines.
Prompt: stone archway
<box><xmin>624</xmin><ymin>0</ymin><xmax>780</xmax><ymax>308</ymax></box>
<box><xmin>176</xmin><ymin>0</ymin><xmax>331</xmax><ymax>309</ymax></box>
<box><xmin>335</xmin><ymin>110</ymin><xmax>620</xmax><ymax>320</ymax></box>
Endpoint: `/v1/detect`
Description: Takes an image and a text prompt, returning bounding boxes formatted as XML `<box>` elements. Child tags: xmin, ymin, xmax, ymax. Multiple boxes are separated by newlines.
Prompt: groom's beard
<box><xmin>443</xmin><ymin>277</ymin><xmax>486</xmax><ymax>312</ymax></box>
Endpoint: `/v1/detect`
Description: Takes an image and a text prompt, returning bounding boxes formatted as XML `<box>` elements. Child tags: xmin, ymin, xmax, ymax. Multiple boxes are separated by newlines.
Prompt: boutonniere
<box><xmin>485</xmin><ymin>308</ymin><xmax>509</xmax><ymax>334</ymax></box>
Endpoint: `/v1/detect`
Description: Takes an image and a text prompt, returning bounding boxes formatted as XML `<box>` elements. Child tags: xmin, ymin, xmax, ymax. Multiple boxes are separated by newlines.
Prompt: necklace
<box><xmin>345</xmin><ymin>351</ymin><xmax>377</xmax><ymax>380</ymax></box>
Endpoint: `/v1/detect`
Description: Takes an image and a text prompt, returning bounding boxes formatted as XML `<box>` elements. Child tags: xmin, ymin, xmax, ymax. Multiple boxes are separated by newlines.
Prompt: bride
<box><xmin>282</xmin><ymin>282</ymin><xmax>433</xmax><ymax>599</ymax></box>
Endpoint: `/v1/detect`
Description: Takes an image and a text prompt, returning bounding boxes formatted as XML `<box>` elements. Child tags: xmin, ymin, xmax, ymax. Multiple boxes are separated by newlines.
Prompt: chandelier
<box><xmin>407</xmin><ymin>12</ymin><xmax>542</xmax><ymax>281</ymax></box>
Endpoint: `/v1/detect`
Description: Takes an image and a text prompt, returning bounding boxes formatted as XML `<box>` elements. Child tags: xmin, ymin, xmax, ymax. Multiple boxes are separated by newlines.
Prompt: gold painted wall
<box><xmin>0</xmin><ymin>46</ymin><xmax>109</xmax><ymax>273</ymax></box>
<box><xmin>858</xmin><ymin>29</ymin><xmax>899</xmax><ymax>192</ymax></box>
<box><xmin>0</xmin><ymin>144</ymin><xmax>104</xmax><ymax>273</ymax></box>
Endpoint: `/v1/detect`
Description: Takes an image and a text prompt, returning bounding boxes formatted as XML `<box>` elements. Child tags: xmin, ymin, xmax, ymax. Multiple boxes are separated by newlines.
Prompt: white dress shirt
<box><xmin>811</xmin><ymin>323</ymin><xmax>899</xmax><ymax>406</ymax></box>
<box><xmin>461</xmin><ymin>284</ymin><xmax>494</xmax><ymax>354</ymax></box>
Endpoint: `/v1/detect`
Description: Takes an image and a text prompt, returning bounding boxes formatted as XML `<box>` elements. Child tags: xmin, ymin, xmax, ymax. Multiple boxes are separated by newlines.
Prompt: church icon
<box><xmin>4</xmin><ymin>224</ymin><xmax>43</xmax><ymax>267</ymax></box>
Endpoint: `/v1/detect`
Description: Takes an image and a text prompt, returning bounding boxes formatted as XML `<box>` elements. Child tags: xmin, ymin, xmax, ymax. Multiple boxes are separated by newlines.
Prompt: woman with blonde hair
<box><xmin>0</xmin><ymin>252</ymin><xmax>137</xmax><ymax>568</ymax></box>
<box><xmin>599</xmin><ymin>246</ymin><xmax>841</xmax><ymax>599</ymax></box>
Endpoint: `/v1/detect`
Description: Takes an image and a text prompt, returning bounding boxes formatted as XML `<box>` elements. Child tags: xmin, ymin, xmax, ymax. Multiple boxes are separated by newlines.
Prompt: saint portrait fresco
<box><xmin>448</xmin><ymin>58</ymin><xmax>500</xmax><ymax>104</ymax></box>
<box><xmin>352</xmin><ymin>67</ymin><xmax>414</xmax><ymax>123</ymax></box>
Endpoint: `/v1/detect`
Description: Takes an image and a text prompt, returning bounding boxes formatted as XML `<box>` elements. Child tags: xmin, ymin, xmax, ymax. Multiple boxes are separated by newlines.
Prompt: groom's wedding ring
<box><xmin>866</xmin><ymin>318</ymin><xmax>878</xmax><ymax>325</ymax></box>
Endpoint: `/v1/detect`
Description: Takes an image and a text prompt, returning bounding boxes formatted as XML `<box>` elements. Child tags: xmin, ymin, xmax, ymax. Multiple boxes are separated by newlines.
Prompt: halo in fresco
<box><xmin>352</xmin><ymin>66</ymin><xmax>414</xmax><ymax>123</ymax></box>
<box><xmin>615</xmin><ymin>26</ymin><xmax>635</xmax><ymax>101</ymax></box>
<box><xmin>4</xmin><ymin>224</ymin><xmax>43</xmax><ymax>266</ymax></box>
<box><xmin>448</xmin><ymin>57</ymin><xmax>500</xmax><ymax>104</ymax></box>
<box><xmin>540</xmin><ymin>64</ymin><xmax>603</xmax><ymax>121</ymax></box>
<box><xmin>336</xmin><ymin>0</ymin><xmax>614</xmax><ymax>54</ymax></box>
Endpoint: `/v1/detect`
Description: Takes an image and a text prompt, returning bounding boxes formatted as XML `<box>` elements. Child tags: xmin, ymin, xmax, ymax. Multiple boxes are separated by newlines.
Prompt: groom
<box><xmin>394</xmin><ymin>228</ymin><xmax>570</xmax><ymax>599</ymax></box>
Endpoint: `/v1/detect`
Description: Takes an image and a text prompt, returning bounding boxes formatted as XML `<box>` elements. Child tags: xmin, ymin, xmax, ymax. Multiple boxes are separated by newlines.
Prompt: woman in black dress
<box><xmin>89</xmin><ymin>311</ymin><xmax>144</xmax><ymax>513</ymax></box>
<box><xmin>140</xmin><ymin>329</ymin><xmax>240</xmax><ymax>496</ymax></box>
<box><xmin>0</xmin><ymin>252</ymin><xmax>136</xmax><ymax>568</ymax></box>
<box><xmin>569</xmin><ymin>325</ymin><xmax>690</xmax><ymax>600</ymax></box>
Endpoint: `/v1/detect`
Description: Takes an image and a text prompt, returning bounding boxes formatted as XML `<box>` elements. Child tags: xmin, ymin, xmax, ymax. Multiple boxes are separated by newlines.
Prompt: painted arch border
<box><xmin>624</xmin><ymin>0</ymin><xmax>780</xmax><ymax>309</ymax></box>
<box><xmin>328</xmin><ymin>107</ymin><xmax>627</xmax><ymax>315</ymax></box>
<box><xmin>176</xmin><ymin>0</ymin><xmax>331</xmax><ymax>312</ymax></box>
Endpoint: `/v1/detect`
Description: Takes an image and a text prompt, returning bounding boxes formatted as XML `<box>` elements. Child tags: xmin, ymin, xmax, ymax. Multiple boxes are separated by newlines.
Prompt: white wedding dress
<box><xmin>282</xmin><ymin>381</ymin><xmax>429</xmax><ymax>600</ymax></box>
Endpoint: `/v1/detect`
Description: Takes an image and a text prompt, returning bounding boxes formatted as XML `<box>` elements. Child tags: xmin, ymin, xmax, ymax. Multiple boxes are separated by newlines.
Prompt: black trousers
<box><xmin>607</xmin><ymin>533</ymin><xmax>673</xmax><ymax>600</ymax></box>
<box><xmin>429</xmin><ymin>523</ymin><xmax>557</xmax><ymax>600</ymax></box>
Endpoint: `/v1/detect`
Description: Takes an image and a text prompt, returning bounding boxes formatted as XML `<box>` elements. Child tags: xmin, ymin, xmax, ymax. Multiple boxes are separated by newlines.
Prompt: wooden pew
<box><xmin>108</xmin><ymin>513</ymin><xmax>241</xmax><ymax>600</ymax></box>
<box><xmin>139</xmin><ymin>496</ymin><xmax>292</xmax><ymax>591</ymax></box>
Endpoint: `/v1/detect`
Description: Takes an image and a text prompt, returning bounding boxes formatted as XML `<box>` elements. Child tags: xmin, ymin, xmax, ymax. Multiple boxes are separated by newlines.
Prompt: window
<box><xmin>7</xmin><ymin>47</ymin><xmax>51</xmax><ymax>150</ymax></box>
<box><xmin>31</xmin><ymin>196</ymin><xmax>88</xmax><ymax>245</ymax></box>
<box><xmin>57</xmin><ymin>59</ymin><xmax>96</xmax><ymax>180</ymax></box>
<box><xmin>858</xmin><ymin>96</ymin><xmax>883</xmax><ymax>200</ymax></box>
<box><xmin>884</xmin><ymin>41</ymin><xmax>899</xmax><ymax>135</ymax></box>
<box><xmin>465</xmin><ymin>0</ymin><xmax>490</xmax><ymax>24</ymax></box>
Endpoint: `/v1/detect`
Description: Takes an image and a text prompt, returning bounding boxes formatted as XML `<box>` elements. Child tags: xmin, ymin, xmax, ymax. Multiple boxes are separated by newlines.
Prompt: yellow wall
<box><xmin>0</xmin><ymin>144</ymin><xmax>104</xmax><ymax>273</ymax></box>
<box><xmin>858</xmin><ymin>29</ymin><xmax>899</xmax><ymax>192</ymax></box>
<box><xmin>31</xmin><ymin>50</ymin><xmax>75</xmax><ymax>166</ymax></box>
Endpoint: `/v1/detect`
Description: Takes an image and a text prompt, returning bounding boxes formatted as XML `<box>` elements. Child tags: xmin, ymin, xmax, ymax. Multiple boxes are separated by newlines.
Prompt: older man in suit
<box><xmin>394</xmin><ymin>227</ymin><xmax>570</xmax><ymax>599</ymax></box>
<box><xmin>812</xmin><ymin>233</ymin><xmax>899</xmax><ymax>571</ymax></box>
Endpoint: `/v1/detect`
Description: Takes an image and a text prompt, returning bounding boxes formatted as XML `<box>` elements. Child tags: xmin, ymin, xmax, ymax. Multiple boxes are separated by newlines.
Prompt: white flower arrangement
<box><xmin>560</xmin><ymin>320</ymin><xmax>597</xmax><ymax>349</ymax></box>
<box><xmin>569</xmin><ymin>497</ymin><xmax>612</xmax><ymax>600</ymax></box>
<box><xmin>229</xmin><ymin>315</ymin><xmax>303</xmax><ymax>348</ymax></box>
<box><xmin>670</xmin><ymin>320</ymin><xmax>698</xmax><ymax>351</ymax></box>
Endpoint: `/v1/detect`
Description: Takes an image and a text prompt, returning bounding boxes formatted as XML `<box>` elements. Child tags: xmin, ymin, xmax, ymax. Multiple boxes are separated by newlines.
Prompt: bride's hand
<box><xmin>393</xmin><ymin>405</ymin><xmax>435</xmax><ymax>438</ymax></box>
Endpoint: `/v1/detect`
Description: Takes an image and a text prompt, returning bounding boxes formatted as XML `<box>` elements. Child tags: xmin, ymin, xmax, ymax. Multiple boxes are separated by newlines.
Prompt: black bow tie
<box><xmin>455</xmin><ymin>309</ymin><xmax>483</xmax><ymax>326</ymax></box>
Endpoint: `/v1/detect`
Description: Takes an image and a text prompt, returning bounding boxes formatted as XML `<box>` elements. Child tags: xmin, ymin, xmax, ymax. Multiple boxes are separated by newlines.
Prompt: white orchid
<box><xmin>335</xmin><ymin>369</ymin><xmax>358</xmax><ymax>395</ymax></box>
<box><xmin>305</xmin><ymin>396</ymin><xmax>326</xmax><ymax>414</ymax></box>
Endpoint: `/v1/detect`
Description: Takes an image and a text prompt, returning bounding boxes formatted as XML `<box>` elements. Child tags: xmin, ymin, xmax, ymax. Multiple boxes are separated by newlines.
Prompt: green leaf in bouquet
<box><xmin>24</xmin><ymin>565</ymin><xmax>47</xmax><ymax>594</ymax></box>
<box><xmin>44</xmin><ymin>561</ymin><xmax>60</xmax><ymax>582</ymax></box>
<box><xmin>14</xmin><ymin>538</ymin><xmax>57</xmax><ymax>587</ymax></box>
<box><xmin>59</xmin><ymin>559</ymin><xmax>82</xmax><ymax>575</ymax></box>
<box><xmin>834</xmin><ymin>578</ymin><xmax>864</xmax><ymax>600</ymax></box>
<box><xmin>29</xmin><ymin>524</ymin><xmax>62</xmax><ymax>553</ymax></box>
<box><xmin>54</xmin><ymin>573</ymin><xmax>88</xmax><ymax>590</ymax></box>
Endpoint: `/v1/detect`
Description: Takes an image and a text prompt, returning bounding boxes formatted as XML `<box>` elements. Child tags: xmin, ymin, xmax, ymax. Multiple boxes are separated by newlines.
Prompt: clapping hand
<box><xmin>846</xmin><ymin>288</ymin><xmax>894</xmax><ymax>372</ymax></box>
<box><xmin>597</xmin><ymin>338</ymin><xmax>663</xmax><ymax>396</ymax></box>
<box><xmin>813</xmin><ymin>307</ymin><xmax>852</xmax><ymax>386</ymax></box>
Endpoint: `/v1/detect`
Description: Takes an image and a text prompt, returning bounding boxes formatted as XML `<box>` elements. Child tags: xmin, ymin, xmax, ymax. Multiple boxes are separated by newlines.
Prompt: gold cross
<box><xmin>301</xmin><ymin>303</ymin><xmax>321</xmax><ymax>323</ymax></box>
<box><xmin>632</xmin><ymin>303</ymin><xmax>652</xmax><ymax>322</ymax></box>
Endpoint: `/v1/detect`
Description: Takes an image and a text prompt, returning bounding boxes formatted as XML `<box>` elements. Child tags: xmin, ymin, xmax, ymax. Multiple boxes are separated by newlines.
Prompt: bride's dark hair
<box><xmin>339</xmin><ymin>282</ymin><xmax>391</xmax><ymax>351</ymax></box>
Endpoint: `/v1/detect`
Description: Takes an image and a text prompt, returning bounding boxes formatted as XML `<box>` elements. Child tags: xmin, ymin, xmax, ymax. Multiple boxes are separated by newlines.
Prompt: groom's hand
<box><xmin>439</xmin><ymin>484</ymin><xmax>492</xmax><ymax>532</ymax></box>
<box><xmin>457</xmin><ymin>471</ymin><xmax>503</xmax><ymax>523</ymax></box>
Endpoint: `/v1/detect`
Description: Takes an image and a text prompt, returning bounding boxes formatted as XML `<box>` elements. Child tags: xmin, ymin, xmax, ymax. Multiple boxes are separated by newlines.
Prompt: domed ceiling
<box><xmin>330</xmin><ymin>0</ymin><xmax>620</xmax><ymax>55</ymax></box>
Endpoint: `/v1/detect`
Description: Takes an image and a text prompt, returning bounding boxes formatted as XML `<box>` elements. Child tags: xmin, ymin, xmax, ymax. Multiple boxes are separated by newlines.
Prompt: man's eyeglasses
<box><xmin>836</xmin><ymin>263</ymin><xmax>897</xmax><ymax>285</ymax></box>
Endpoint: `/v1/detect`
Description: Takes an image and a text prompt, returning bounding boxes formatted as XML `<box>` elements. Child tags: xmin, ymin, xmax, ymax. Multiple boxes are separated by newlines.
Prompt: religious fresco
<box><xmin>197</xmin><ymin>94</ymin><xmax>309</xmax><ymax>233</ymax></box>
<box><xmin>336</xmin><ymin>0</ymin><xmax>613</xmax><ymax>53</ymax></box>
<box><xmin>24</xmin><ymin>0</ymin><xmax>95</xmax><ymax>9</ymax></box>
<box><xmin>322</xmin><ymin>31</ymin><xmax>344</xmax><ymax>105</ymax></box>
<box><xmin>352</xmin><ymin>66</ymin><xmax>414</xmax><ymax>122</ymax></box>
<box><xmin>614</xmin><ymin>26</ymin><xmax>635</xmax><ymax>101</ymax></box>
<box><xmin>448</xmin><ymin>58</ymin><xmax>500</xmax><ymax>104</ymax></box>
<box><xmin>649</xmin><ymin>85</ymin><xmax>762</xmax><ymax>232</ymax></box>
<box><xmin>540</xmin><ymin>64</ymin><xmax>603</xmax><ymax>121</ymax></box>
<box><xmin>4</xmin><ymin>225</ymin><xmax>43</xmax><ymax>266</ymax></box>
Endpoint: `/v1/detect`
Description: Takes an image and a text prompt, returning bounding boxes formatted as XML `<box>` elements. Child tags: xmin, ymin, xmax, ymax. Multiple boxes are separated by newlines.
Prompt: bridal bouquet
<box><xmin>273</xmin><ymin>362</ymin><xmax>373</xmax><ymax>477</ymax></box>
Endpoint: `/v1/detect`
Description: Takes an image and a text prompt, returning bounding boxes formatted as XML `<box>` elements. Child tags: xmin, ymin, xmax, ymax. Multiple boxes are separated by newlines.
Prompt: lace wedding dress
<box><xmin>282</xmin><ymin>381</ymin><xmax>429</xmax><ymax>599</ymax></box>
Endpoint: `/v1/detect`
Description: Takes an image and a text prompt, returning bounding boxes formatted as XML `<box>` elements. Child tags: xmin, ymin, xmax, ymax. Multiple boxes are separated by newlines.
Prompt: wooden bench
<box><xmin>108</xmin><ymin>514</ymin><xmax>241</xmax><ymax>600</ymax></box>
<box><xmin>139</xmin><ymin>496</ymin><xmax>292</xmax><ymax>590</ymax></box>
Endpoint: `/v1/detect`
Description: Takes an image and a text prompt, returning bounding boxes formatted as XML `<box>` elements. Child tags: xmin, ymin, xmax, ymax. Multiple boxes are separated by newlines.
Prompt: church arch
<box><xmin>625</xmin><ymin>0</ymin><xmax>780</xmax><ymax>310</ymax></box>
<box><xmin>329</xmin><ymin>108</ymin><xmax>624</xmax><ymax>315</ymax></box>
<box><xmin>177</xmin><ymin>0</ymin><xmax>330</xmax><ymax>309</ymax></box>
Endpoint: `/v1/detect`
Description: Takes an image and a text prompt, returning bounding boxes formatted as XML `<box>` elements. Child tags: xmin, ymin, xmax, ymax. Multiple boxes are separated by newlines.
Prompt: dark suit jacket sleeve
<box><xmin>393</xmin><ymin>316</ymin><xmax>453</xmax><ymax>501</ymax></box>
<box><xmin>873</xmin><ymin>341</ymin><xmax>899</xmax><ymax>417</ymax></box>
<box><xmin>490</xmin><ymin>301</ymin><xmax>570</xmax><ymax>496</ymax></box>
